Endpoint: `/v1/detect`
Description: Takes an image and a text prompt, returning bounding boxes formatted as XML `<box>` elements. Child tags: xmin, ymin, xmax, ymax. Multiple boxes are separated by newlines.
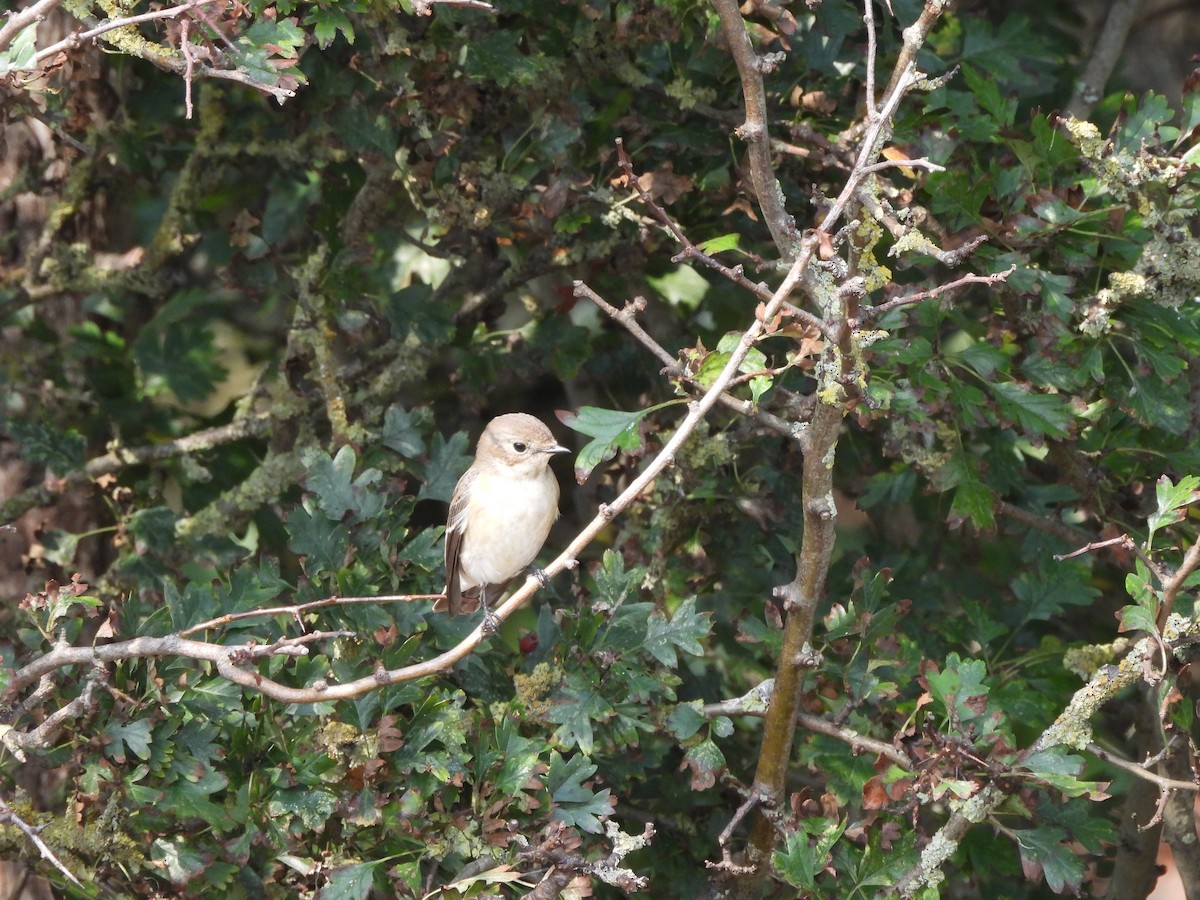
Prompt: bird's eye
<box><xmin>513</xmin><ymin>442</ymin><xmax>527</xmax><ymax>453</ymax></box>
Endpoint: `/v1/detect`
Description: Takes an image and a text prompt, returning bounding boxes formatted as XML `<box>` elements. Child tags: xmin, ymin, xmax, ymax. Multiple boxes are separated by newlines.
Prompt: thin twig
<box><xmin>1087</xmin><ymin>743</ymin><xmax>1199</xmax><ymax>793</ymax></box>
<box><xmin>0</xmin><ymin>0</ymin><xmax>61</xmax><ymax>54</ymax></box>
<box><xmin>411</xmin><ymin>0</ymin><xmax>496</xmax><ymax>13</ymax></box>
<box><xmin>182</xmin><ymin>18</ymin><xmax>195</xmax><ymax>119</ymax></box>
<box><xmin>613</xmin><ymin>139</ymin><xmax>829</xmax><ymax>338</ymax></box>
<box><xmin>1065</xmin><ymin>0</ymin><xmax>1142</xmax><ymax>119</ymax></box>
<box><xmin>707</xmin><ymin>0</ymin><xmax>801</xmax><ymax>258</ymax></box>
<box><xmin>0</xmin><ymin>796</ymin><xmax>83</xmax><ymax>889</ymax></box>
<box><xmin>859</xmin><ymin>266</ymin><xmax>1016</xmax><ymax>322</ymax></box>
<box><xmin>1157</xmin><ymin>538</ymin><xmax>1200</xmax><ymax>629</ymax></box>
<box><xmin>31</xmin><ymin>0</ymin><xmax>218</xmax><ymax>65</ymax></box>
<box><xmin>572</xmin><ymin>282</ymin><xmax>808</xmax><ymax>448</ymax></box>
<box><xmin>1054</xmin><ymin>534</ymin><xmax>1135</xmax><ymax>561</ymax></box>
<box><xmin>179</xmin><ymin>592</ymin><xmax>440</xmax><ymax>637</ymax></box>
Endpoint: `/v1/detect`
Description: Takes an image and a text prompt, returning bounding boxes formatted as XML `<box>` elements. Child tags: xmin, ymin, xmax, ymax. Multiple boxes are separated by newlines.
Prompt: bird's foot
<box><xmin>531</xmin><ymin>566</ymin><xmax>551</xmax><ymax>588</ymax></box>
<box><xmin>480</xmin><ymin>610</ymin><xmax>500</xmax><ymax>636</ymax></box>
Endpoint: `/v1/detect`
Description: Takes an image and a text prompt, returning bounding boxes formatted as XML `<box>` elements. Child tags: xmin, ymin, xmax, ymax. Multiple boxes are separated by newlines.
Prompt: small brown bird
<box><xmin>443</xmin><ymin>413</ymin><xmax>569</xmax><ymax>631</ymax></box>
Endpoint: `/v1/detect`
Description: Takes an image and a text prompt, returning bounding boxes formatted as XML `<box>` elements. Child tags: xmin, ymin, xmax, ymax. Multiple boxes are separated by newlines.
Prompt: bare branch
<box><xmin>1054</xmin><ymin>534</ymin><xmax>1135</xmax><ymax>561</ymax></box>
<box><xmin>412</xmin><ymin>0</ymin><xmax>496</xmax><ymax>12</ymax></box>
<box><xmin>3</xmin><ymin>666</ymin><xmax>105</xmax><ymax>760</ymax></box>
<box><xmin>573</xmin><ymin>281</ymin><xmax>809</xmax><ymax>448</ymax></box>
<box><xmin>0</xmin><ymin>796</ymin><xmax>83</xmax><ymax>889</ymax></box>
<box><xmin>179</xmin><ymin>592</ymin><xmax>440</xmax><ymax>637</ymax></box>
<box><xmin>1065</xmin><ymin>0</ymin><xmax>1142</xmax><ymax>120</ymax></box>
<box><xmin>706</xmin><ymin>682</ymin><xmax>912</xmax><ymax>769</ymax></box>
<box><xmin>1156</xmin><ymin>538</ymin><xmax>1200</xmax><ymax>628</ymax></box>
<box><xmin>706</xmin><ymin>0</ymin><xmax>801</xmax><ymax>258</ymax></box>
<box><xmin>0</xmin><ymin>0</ymin><xmax>61</xmax><ymax>54</ymax></box>
<box><xmin>859</xmin><ymin>265</ymin><xmax>1016</xmax><ymax>322</ymax></box>
<box><xmin>1087</xmin><ymin>742</ymin><xmax>1199</xmax><ymax>793</ymax></box>
<box><xmin>31</xmin><ymin>0</ymin><xmax>218</xmax><ymax>65</ymax></box>
<box><xmin>613</xmin><ymin>139</ymin><xmax>829</xmax><ymax>339</ymax></box>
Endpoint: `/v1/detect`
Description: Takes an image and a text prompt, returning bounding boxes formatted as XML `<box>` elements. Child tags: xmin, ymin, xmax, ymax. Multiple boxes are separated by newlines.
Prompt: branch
<box><xmin>179</xmin><ymin>592</ymin><xmax>440</xmax><ymax>637</ymax></box>
<box><xmin>3</xmin><ymin>665</ymin><xmax>105</xmax><ymax>760</ymax></box>
<box><xmin>1</xmin><ymin>411</ymin><xmax>277</xmax><ymax>523</ymax></box>
<box><xmin>703</xmin><ymin>679</ymin><xmax>912</xmax><ymax>768</ymax></box>
<box><xmin>707</xmin><ymin>0</ymin><xmax>801</xmax><ymax>259</ymax></box>
<box><xmin>859</xmin><ymin>265</ymin><xmax>1016</xmax><ymax>322</ymax></box>
<box><xmin>1156</xmin><ymin>538</ymin><xmax>1200</xmax><ymax>628</ymax></box>
<box><xmin>612</xmin><ymin>139</ymin><xmax>829</xmax><ymax>339</ymax></box>
<box><xmin>30</xmin><ymin>0</ymin><xmax>217</xmax><ymax>65</ymax></box>
<box><xmin>0</xmin><ymin>796</ymin><xmax>83</xmax><ymax>889</ymax></box>
<box><xmin>411</xmin><ymin>0</ymin><xmax>496</xmax><ymax>12</ymax></box>
<box><xmin>0</xmin><ymin>0</ymin><xmax>61</xmax><ymax>53</ymax></box>
<box><xmin>1065</xmin><ymin>0</ymin><xmax>1141</xmax><ymax>119</ymax></box>
<box><xmin>1087</xmin><ymin>742</ymin><xmax>1199</xmax><ymax>793</ymax></box>
<box><xmin>572</xmin><ymin>282</ymin><xmax>809</xmax><ymax>448</ymax></box>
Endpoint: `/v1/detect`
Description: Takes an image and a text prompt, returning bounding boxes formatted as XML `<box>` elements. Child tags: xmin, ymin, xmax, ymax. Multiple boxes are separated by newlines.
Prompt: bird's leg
<box><xmin>530</xmin><ymin>566</ymin><xmax>551</xmax><ymax>588</ymax></box>
<box><xmin>478</xmin><ymin>586</ymin><xmax>500</xmax><ymax>636</ymax></box>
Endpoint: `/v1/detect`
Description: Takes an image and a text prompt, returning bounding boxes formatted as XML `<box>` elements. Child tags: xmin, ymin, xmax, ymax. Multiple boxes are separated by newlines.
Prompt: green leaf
<box><xmin>133</xmin><ymin>316</ymin><xmax>227</xmax><ymax>403</ymax></box>
<box><xmin>1021</xmin><ymin>749</ymin><xmax>1097</xmax><ymax>798</ymax></box>
<box><xmin>945</xmin><ymin>452</ymin><xmax>996</xmax><ymax>530</ymax></box>
<box><xmin>774</xmin><ymin>818</ymin><xmax>847</xmax><ymax>889</ymax></box>
<box><xmin>160</xmin><ymin>768</ymin><xmax>234</xmax><ymax>828</ymax></box>
<box><xmin>164</xmin><ymin>581</ymin><xmax>218</xmax><ymax>633</ymax></box>
<box><xmin>41</xmin><ymin>583</ymin><xmax>101</xmax><ymax>629</ymax></box>
<box><xmin>696</xmin><ymin>332</ymin><xmax>768</xmax><ymax>394</ymax></box>
<box><xmin>665</xmin><ymin>701</ymin><xmax>706</xmax><ymax>740</ymax></box>
<box><xmin>560</xmin><ymin>402</ymin><xmax>680</xmax><ymax>483</ymax></box>
<box><xmin>1146</xmin><ymin>474</ymin><xmax>1200</xmax><ymax>549</ymax></box>
<box><xmin>303</xmin><ymin>446</ymin><xmax>383</xmax><ymax>521</ymax></box>
<box><xmin>696</xmin><ymin>233</ymin><xmax>740</xmax><ymax>254</ymax></box>
<box><xmin>305</xmin><ymin>6</ymin><xmax>355</xmax><ymax>49</ymax></box>
<box><xmin>381</xmin><ymin>406</ymin><xmax>429</xmax><ymax>458</ymax></box>
<box><xmin>679</xmin><ymin>738</ymin><xmax>725</xmax><ymax>790</ymax></box>
<box><xmin>417</xmin><ymin>431</ymin><xmax>471</xmax><ymax>503</ymax></box>
<box><xmin>268</xmin><ymin>787</ymin><xmax>339</xmax><ymax>830</ymax></box>
<box><xmin>153</xmin><ymin>837</ymin><xmax>208</xmax><ymax>885</ymax></box>
<box><xmin>643</xmin><ymin>598</ymin><xmax>710</xmax><ymax>666</ymax></box>
<box><xmin>924</xmin><ymin>653</ymin><xmax>990</xmax><ymax>726</ymax></box>
<box><xmin>545</xmin><ymin>752</ymin><xmax>612</xmax><ymax>833</ymax></box>
<box><xmin>104</xmin><ymin>718</ymin><xmax>154</xmax><ymax>764</ymax></box>
<box><xmin>590</xmin><ymin>549</ymin><xmax>644</xmax><ymax>606</ymax></box>
<box><xmin>1010</xmin><ymin>563</ymin><xmax>1098</xmax><ymax>622</ymax></box>
<box><xmin>215</xmin><ymin>558</ymin><xmax>289</xmax><ymax>614</ymax></box>
<box><xmin>287</xmin><ymin>502</ymin><xmax>350</xmax><ymax>575</ymax></box>
<box><xmin>988</xmin><ymin>381</ymin><xmax>1071</xmax><ymax>438</ymax></box>
<box><xmin>1117</xmin><ymin>601</ymin><xmax>1158</xmax><ymax>634</ymax></box>
<box><xmin>1015</xmin><ymin>824</ymin><xmax>1085</xmax><ymax>894</ymax></box>
<box><xmin>5</xmin><ymin>419</ymin><xmax>87</xmax><ymax>471</ymax></box>
<box><xmin>0</xmin><ymin>22</ymin><xmax>38</xmax><ymax>74</ymax></box>
<box><xmin>464</xmin><ymin>30</ymin><xmax>546</xmax><ymax>87</ymax></box>
<box><xmin>493</xmin><ymin>722</ymin><xmax>542</xmax><ymax>799</ymax></box>
<box><xmin>126</xmin><ymin>507</ymin><xmax>179</xmax><ymax>554</ymax></box>
<box><xmin>546</xmin><ymin>683</ymin><xmax>612</xmax><ymax>755</ymax></box>
<box><xmin>318</xmin><ymin>862</ymin><xmax>378</xmax><ymax>900</ymax></box>
<box><xmin>646</xmin><ymin>265</ymin><xmax>710</xmax><ymax>310</ymax></box>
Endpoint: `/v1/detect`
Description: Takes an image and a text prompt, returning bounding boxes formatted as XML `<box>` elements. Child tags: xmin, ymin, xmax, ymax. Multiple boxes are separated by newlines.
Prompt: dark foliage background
<box><xmin>3</xmin><ymin>0</ymin><xmax>1200</xmax><ymax>896</ymax></box>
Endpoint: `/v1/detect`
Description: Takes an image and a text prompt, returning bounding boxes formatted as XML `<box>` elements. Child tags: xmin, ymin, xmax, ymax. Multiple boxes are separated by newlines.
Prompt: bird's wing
<box><xmin>443</xmin><ymin>465</ymin><xmax>477</xmax><ymax>616</ymax></box>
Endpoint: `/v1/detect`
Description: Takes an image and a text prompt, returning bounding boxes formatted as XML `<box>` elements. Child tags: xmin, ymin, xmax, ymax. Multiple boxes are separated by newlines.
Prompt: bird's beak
<box><xmin>545</xmin><ymin>443</ymin><xmax>570</xmax><ymax>455</ymax></box>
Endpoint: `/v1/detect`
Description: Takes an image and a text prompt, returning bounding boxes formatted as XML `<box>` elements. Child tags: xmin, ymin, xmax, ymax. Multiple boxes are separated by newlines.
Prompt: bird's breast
<box><xmin>457</xmin><ymin>469</ymin><xmax>560</xmax><ymax>588</ymax></box>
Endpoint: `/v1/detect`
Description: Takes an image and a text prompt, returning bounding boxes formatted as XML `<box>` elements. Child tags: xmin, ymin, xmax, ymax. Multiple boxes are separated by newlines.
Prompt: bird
<box><xmin>443</xmin><ymin>413</ymin><xmax>569</xmax><ymax>632</ymax></box>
